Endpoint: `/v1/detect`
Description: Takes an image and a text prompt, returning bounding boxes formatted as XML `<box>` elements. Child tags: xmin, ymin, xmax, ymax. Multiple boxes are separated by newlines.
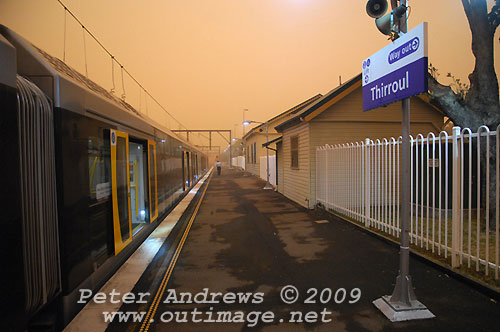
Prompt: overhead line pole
<box><xmin>172</xmin><ymin>129</ymin><xmax>233</xmax><ymax>168</ymax></box>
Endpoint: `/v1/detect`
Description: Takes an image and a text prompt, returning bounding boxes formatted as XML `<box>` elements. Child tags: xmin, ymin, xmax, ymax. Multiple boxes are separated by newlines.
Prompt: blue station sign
<box><xmin>362</xmin><ymin>22</ymin><xmax>428</xmax><ymax>111</ymax></box>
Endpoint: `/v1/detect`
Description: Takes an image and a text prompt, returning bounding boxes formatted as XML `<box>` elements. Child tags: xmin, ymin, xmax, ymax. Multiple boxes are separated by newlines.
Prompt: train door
<box><xmin>148</xmin><ymin>140</ymin><xmax>158</xmax><ymax>222</ymax></box>
<box><xmin>129</xmin><ymin>141</ymin><xmax>147</xmax><ymax>231</ymax></box>
<box><xmin>186</xmin><ymin>151</ymin><xmax>192</xmax><ymax>188</ymax></box>
<box><xmin>183</xmin><ymin>151</ymin><xmax>190</xmax><ymax>190</ymax></box>
<box><xmin>193</xmin><ymin>153</ymin><xmax>198</xmax><ymax>181</ymax></box>
<box><xmin>195</xmin><ymin>154</ymin><xmax>199</xmax><ymax>180</ymax></box>
<box><xmin>182</xmin><ymin>152</ymin><xmax>185</xmax><ymax>190</ymax></box>
<box><xmin>110</xmin><ymin>130</ymin><xmax>132</xmax><ymax>254</ymax></box>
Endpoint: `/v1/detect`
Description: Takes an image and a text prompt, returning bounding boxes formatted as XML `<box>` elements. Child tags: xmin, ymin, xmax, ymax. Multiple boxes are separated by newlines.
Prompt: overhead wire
<box><xmin>120</xmin><ymin>65</ymin><xmax>126</xmax><ymax>100</ymax></box>
<box><xmin>56</xmin><ymin>0</ymin><xmax>190</xmax><ymax>131</ymax></box>
<box><xmin>63</xmin><ymin>8</ymin><xmax>66</xmax><ymax>62</ymax></box>
<box><xmin>110</xmin><ymin>56</ymin><xmax>115</xmax><ymax>94</ymax></box>
<box><xmin>82</xmin><ymin>25</ymin><xmax>88</xmax><ymax>77</ymax></box>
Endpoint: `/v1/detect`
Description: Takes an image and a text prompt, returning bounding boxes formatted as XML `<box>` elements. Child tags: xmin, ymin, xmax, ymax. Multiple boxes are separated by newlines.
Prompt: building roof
<box><xmin>275</xmin><ymin>73</ymin><xmax>447</xmax><ymax>132</ymax></box>
<box><xmin>275</xmin><ymin>74</ymin><xmax>362</xmax><ymax>132</ymax></box>
<box><xmin>262</xmin><ymin>136</ymin><xmax>282</xmax><ymax>147</ymax></box>
<box><xmin>243</xmin><ymin>94</ymin><xmax>322</xmax><ymax>140</ymax></box>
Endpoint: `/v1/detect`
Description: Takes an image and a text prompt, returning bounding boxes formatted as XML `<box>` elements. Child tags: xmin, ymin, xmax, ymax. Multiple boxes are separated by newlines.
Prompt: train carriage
<box><xmin>0</xmin><ymin>25</ymin><xmax>207</xmax><ymax>331</ymax></box>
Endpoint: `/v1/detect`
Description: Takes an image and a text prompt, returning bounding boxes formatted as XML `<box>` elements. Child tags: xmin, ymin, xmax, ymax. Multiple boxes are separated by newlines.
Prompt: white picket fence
<box><xmin>231</xmin><ymin>156</ymin><xmax>245</xmax><ymax>169</ymax></box>
<box><xmin>260</xmin><ymin>155</ymin><xmax>276</xmax><ymax>186</ymax></box>
<box><xmin>316</xmin><ymin>126</ymin><xmax>500</xmax><ymax>280</ymax></box>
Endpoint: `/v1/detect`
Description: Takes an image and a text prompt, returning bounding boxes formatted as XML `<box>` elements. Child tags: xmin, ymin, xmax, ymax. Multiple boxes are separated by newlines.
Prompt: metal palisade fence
<box><xmin>260</xmin><ymin>155</ymin><xmax>277</xmax><ymax>186</ymax></box>
<box><xmin>231</xmin><ymin>156</ymin><xmax>246</xmax><ymax>169</ymax></box>
<box><xmin>316</xmin><ymin>126</ymin><xmax>500</xmax><ymax>280</ymax></box>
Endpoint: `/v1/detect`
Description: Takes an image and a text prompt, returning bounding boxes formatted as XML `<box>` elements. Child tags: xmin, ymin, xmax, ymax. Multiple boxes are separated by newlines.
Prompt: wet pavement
<box><xmin>111</xmin><ymin>167</ymin><xmax>500</xmax><ymax>332</ymax></box>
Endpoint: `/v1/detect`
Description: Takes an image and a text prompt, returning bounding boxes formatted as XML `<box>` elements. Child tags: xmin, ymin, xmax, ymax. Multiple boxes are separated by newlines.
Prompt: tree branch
<box><xmin>427</xmin><ymin>75</ymin><xmax>483</xmax><ymax>130</ymax></box>
<box><xmin>489</xmin><ymin>2</ymin><xmax>500</xmax><ymax>30</ymax></box>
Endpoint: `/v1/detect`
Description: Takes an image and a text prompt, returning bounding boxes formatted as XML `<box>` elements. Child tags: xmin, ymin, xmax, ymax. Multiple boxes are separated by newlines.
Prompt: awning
<box><xmin>262</xmin><ymin>136</ymin><xmax>282</xmax><ymax>147</ymax></box>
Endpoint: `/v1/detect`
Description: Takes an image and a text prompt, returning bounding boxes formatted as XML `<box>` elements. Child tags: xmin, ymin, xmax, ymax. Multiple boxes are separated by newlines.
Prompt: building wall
<box><xmin>311</xmin><ymin>88</ymin><xmax>444</xmax><ymax>128</ymax></box>
<box><xmin>281</xmin><ymin>122</ymin><xmax>310</xmax><ymax>208</ymax></box>
<box><xmin>308</xmin><ymin>88</ymin><xmax>445</xmax><ymax>207</ymax></box>
<box><xmin>243</xmin><ymin>132</ymin><xmax>280</xmax><ymax>177</ymax></box>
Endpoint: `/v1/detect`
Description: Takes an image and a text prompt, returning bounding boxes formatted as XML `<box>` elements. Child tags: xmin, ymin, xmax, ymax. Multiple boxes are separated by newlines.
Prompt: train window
<box><xmin>116</xmin><ymin>137</ymin><xmax>130</xmax><ymax>240</ymax></box>
<box><xmin>88</xmin><ymin>137</ymin><xmax>110</xmax><ymax>203</ymax></box>
<box><xmin>110</xmin><ymin>130</ymin><xmax>132</xmax><ymax>254</ymax></box>
<box><xmin>148</xmin><ymin>140</ymin><xmax>158</xmax><ymax>222</ymax></box>
<box><xmin>129</xmin><ymin>140</ymin><xmax>148</xmax><ymax>233</ymax></box>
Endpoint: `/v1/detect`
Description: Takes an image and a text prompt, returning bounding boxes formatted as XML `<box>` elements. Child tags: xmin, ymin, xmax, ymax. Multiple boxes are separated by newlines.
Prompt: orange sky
<box><xmin>0</xmin><ymin>0</ymin><xmax>498</xmax><ymax>147</ymax></box>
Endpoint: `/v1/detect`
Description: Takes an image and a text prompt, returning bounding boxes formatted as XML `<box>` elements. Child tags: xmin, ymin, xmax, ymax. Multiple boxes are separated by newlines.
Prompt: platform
<box><xmin>67</xmin><ymin>168</ymin><xmax>499</xmax><ymax>332</ymax></box>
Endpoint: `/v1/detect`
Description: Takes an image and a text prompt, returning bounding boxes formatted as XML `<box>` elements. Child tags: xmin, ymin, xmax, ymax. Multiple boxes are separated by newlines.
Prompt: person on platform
<box><xmin>216</xmin><ymin>161</ymin><xmax>221</xmax><ymax>175</ymax></box>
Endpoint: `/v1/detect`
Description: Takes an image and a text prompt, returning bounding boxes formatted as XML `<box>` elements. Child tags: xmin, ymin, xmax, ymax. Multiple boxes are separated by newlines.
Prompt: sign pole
<box><xmin>390</xmin><ymin>0</ymin><xmax>415</xmax><ymax>306</ymax></box>
<box><xmin>372</xmin><ymin>0</ymin><xmax>434</xmax><ymax>321</ymax></box>
<box><xmin>389</xmin><ymin>97</ymin><xmax>416</xmax><ymax>306</ymax></box>
<box><xmin>391</xmin><ymin>0</ymin><xmax>417</xmax><ymax>306</ymax></box>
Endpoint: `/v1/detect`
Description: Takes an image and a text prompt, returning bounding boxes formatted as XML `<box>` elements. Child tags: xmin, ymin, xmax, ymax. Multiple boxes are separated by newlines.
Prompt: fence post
<box><xmin>451</xmin><ymin>126</ymin><xmax>461</xmax><ymax>268</ymax></box>
<box><xmin>365</xmin><ymin>138</ymin><xmax>371</xmax><ymax>227</ymax></box>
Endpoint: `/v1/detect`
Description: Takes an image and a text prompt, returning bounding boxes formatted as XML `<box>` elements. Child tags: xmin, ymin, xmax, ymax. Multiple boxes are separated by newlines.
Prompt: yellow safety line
<box><xmin>139</xmin><ymin>172</ymin><xmax>212</xmax><ymax>332</ymax></box>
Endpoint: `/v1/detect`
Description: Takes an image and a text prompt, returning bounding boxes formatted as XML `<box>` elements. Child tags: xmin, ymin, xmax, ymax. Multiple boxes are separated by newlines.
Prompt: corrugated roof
<box><xmin>262</xmin><ymin>136</ymin><xmax>282</xmax><ymax>147</ymax></box>
<box><xmin>31</xmin><ymin>43</ymin><xmax>143</xmax><ymax>118</ymax></box>
<box><xmin>243</xmin><ymin>94</ymin><xmax>322</xmax><ymax>139</ymax></box>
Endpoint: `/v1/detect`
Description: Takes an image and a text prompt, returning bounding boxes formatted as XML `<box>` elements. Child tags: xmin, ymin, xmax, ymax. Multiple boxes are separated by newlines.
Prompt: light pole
<box><xmin>243</xmin><ymin>120</ymin><xmax>273</xmax><ymax>190</ymax></box>
<box><xmin>242</xmin><ymin>109</ymin><xmax>249</xmax><ymax>176</ymax></box>
<box><xmin>231</xmin><ymin>137</ymin><xmax>238</xmax><ymax>167</ymax></box>
<box><xmin>242</xmin><ymin>109</ymin><xmax>248</xmax><ymax>136</ymax></box>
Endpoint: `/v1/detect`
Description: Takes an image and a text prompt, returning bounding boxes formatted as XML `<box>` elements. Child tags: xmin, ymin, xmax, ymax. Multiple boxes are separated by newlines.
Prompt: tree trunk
<box><xmin>458</xmin><ymin>0</ymin><xmax>500</xmax><ymax>128</ymax></box>
<box><xmin>427</xmin><ymin>0</ymin><xmax>500</xmax><ymax>232</ymax></box>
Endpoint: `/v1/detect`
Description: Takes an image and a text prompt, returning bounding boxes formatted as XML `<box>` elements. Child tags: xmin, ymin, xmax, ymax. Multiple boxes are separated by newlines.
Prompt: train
<box><xmin>0</xmin><ymin>25</ymin><xmax>208</xmax><ymax>331</ymax></box>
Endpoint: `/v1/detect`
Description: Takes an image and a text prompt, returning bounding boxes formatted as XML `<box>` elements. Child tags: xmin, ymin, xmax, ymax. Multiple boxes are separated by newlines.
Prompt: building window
<box><xmin>253</xmin><ymin>142</ymin><xmax>257</xmax><ymax>164</ymax></box>
<box><xmin>291</xmin><ymin>136</ymin><xmax>299</xmax><ymax>169</ymax></box>
<box><xmin>250</xmin><ymin>143</ymin><xmax>254</xmax><ymax>164</ymax></box>
<box><xmin>250</xmin><ymin>144</ymin><xmax>253</xmax><ymax>164</ymax></box>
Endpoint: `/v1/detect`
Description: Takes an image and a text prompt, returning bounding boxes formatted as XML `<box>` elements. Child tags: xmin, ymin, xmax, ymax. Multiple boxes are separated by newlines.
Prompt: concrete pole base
<box><xmin>373</xmin><ymin>296</ymin><xmax>435</xmax><ymax>322</ymax></box>
<box><xmin>263</xmin><ymin>182</ymin><xmax>273</xmax><ymax>190</ymax></box>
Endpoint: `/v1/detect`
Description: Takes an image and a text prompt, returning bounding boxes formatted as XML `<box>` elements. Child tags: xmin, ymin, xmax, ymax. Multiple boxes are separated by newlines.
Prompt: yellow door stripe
<box><xmin>139</xmin><ymin>171</ymin><xmax>212</xmax><ymax>332</ymax></box>
<box><xmin>111</xmin><ymin>130</ymin><xmax>133</xmax><ymax>254</ymax></box>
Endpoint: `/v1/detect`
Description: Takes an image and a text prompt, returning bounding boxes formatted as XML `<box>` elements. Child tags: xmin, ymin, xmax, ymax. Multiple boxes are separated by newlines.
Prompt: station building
<box><xmin>271</xmin><ymin>74</ymin><xmax>448</xmax><ymax>209</ymax></box>
<box><xmin>242</xmin><ymin>94</ymin><xmax>322</xmax><ymax>177</ymax></box>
